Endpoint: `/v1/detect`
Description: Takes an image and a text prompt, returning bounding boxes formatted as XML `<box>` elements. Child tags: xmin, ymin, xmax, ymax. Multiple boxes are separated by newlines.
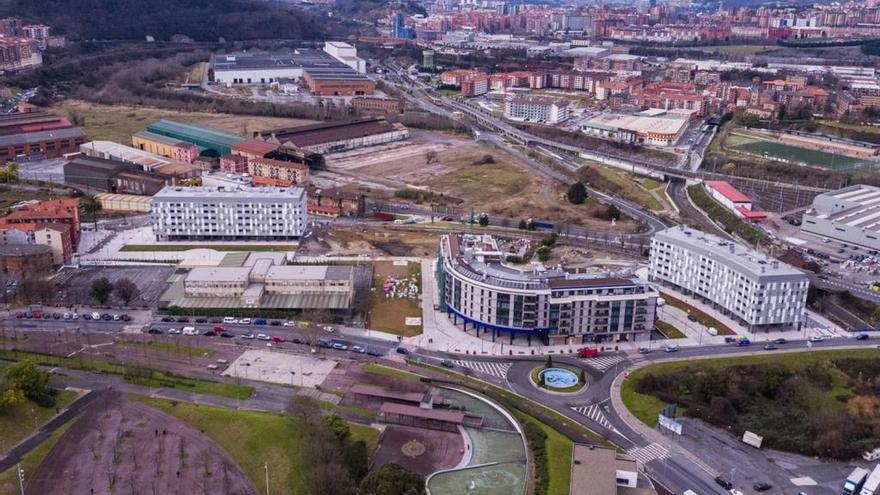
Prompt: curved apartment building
<box><xmin>438</xmin><ymin>233</ymin><xmax>658</xmax><ymax>345</ymax></box>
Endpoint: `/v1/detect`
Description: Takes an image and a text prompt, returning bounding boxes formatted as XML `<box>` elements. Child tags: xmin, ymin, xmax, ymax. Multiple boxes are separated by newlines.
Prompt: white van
<box><xmin>707</xmin><ymin>327</ymin><xmax>718</xmax><ymax>336</ymax></box>
<box><xmin>182</xmin><ymin>326</ymin><xmax>197</xmax><ymax>335</ymax></box>
<box><xmin>223</xmin><ymin>317</ymin><xmax>236</xmax><ymax>324</ymax></box>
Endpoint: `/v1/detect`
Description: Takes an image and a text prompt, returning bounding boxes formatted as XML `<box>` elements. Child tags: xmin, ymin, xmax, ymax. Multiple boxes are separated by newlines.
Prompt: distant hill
<box><xmin>0</xmin><ymin>0</ymin><xmax>323</xmax><ymax>41</ymax></box>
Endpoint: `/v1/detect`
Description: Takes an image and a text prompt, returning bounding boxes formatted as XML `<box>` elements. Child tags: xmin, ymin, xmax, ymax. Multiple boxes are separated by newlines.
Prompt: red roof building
<box><xmin>704</xmin><ymin>181</ymin><xmax>766</xmax><ymax>223</ymax></box>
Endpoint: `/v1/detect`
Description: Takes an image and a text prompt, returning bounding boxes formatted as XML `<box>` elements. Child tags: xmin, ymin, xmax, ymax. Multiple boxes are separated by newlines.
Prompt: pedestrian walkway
<box><xmin>452</xmin><ymin>360</ymin><xmax>511</xmax><ymax>379</ymax></box>
<box><xmin>628</xmin><ymin>442</ymin><xmax>669</xmax><ymax>465</ymax></box>
<box><xmin>571</xmin><ymin>403</ymin><xmax>616</xmax><ymax>431</ymax></box>
<box><xmin>583</xmin><ymin>354</ymin><xmax>629</xmax><ymax>372</ymax></box>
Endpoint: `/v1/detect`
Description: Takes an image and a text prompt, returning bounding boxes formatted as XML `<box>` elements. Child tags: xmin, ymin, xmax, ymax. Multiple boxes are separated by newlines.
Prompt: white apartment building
<box><xmin>503</xmin><ymin>95</ymin><xmax>570</xmax><ymax>124</ymax></box>
<box><xmin>323</xmin><ymin>41</ymin><xmax>366</xmax><ymax>74</ymax></box>
<box><xmin>151</xmin><ymin>185</ymin><xmax>307</xmax><ymax>242</ymax></box>
<box><xmin>649</xmin><ymin>226</ymin><xmax>809</xmax><ymax>330</ymax></box>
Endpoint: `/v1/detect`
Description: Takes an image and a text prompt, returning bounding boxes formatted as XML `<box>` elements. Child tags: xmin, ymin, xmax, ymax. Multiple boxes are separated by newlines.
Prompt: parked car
<box><xmin>62</xmin><ymin>312</ymin><xmax>70</xmax><ymax>320</ymax></box>
<box><xmin>212</xmin><ymin>325</ymin><xmax>224</xmax><ymax>333</ymax></box>
<box><xmin>576</xmin><ymin>347</ymin><xmax>599</xmax><ymax>358</ymax></box>
<box><xmin>856</xmin><ymin>333</ymin><xmax>870</xmax><ymax>341</ymax></box>
<box><xmin>350</xmin><ymin>345</ymin><xmax>365</xmax><ymax>353</ymax></box>
<box><xmin>332</xmin><ymin>342</ymin><xmax>348</xmax><ymax>351</ymax></box>
<box><xmin>220</xmin><ymin>332</ymin><xmax>235</xmax><ymax>338</ymax></box>
<box><xmin>763</xmin><ymin>343</ymin><xmax>777</xmax><ymax>350</ymax></box>
<box><xmin>687</xmin><ymin>314</ymin><xmax>698</xmax><ymax>322</ymax></box>
<box><xmin>223</xmin><ymin>317</ymin><xmax>236</xmax><ymax>324</ymax></box>
<box><xmin>120</xmin><ymin>314</ymin><xmax>131</xmax><ymax>322</ymax></box>
<box><xmin>92</xmin><ymin>312</ymin><xmax>102</xmax><ymax>320</ymax></box>
<box><xmin>664</xmin><ymin>344</ymin><xmax>679</xmax><ymax>353</ymax></box>
<box><xmin>283</xmin><ymin>321</ymin><xmax>297</xmax><ymax>327</ymax></box>
<box><xmin>724</xmin><ymin>336</ymin><xmax>737</xmax><ymax>343</ymax></box>
<box><xmin>82</xmin><ymin>313</ymin><xmax>92</xmax><ymax>320</ymax></box>
<box><xmin>240</xmin><ymin>333</ymin><xmax>255</xmax><ymax>339</ymax></box>
<box><xmin>147</xmin><ymin>328</ymin><xmax>163</xmax><ymax>335</ymax></box>
<box><xmin>201</xmin><ymin>329</ymin><xmax>215</xmax><ymax>336</ymax></box>
<box><xmin>195</xmin><ymin>318</ymin><xmax>207</xmax><ymax>323</ymax></box>
<box><xmin>253</xmin><ymin>319</ymin><xmax>267</xmax><ymax>325</ymax></box>
<box><xmin>270</xmin><ymin>320</ymin><xmax>282</xmax><ymax>326</ymax></box>
<box><xmin>753</xmin><ymin>482</ymin><xmax>772</xmax><ymax>492</ymax></box>
<box><xmin>177</xmin><ymin>317</ymin><xmax>189</xmax><ymax>323</ymax></box>
<box><xmin>809</xmin><ymin>335</ymin><xmax>825</xmax><ymax>342</ymax></box>
<box><xmin>736</xmin><ymin>338</ymin><xmax>751</xmax><ymax>347</ymax></box>
<box><xmin>41</xmin><ymin>313</ymin><xmax>51</xmax><ymax>319</ymax></box>
<box><xmin>272</xmin><ymin>336</ymin><xmax>286</xmax><ymax>343</ymax></box>
<box><xmin>168</xmin><ymin>328</ymin><xmax>182</xmax><ymax>335</ymax></box>
<box><xmin>14</xmin><ymin>311</ymin><xmax>22</xmax><ymax>318</ymax></box>
<box><xmin>256</xmin><ymin>334</ymin><xmax>270</xmax><ymax>341</ymax></box>
<box><xmin>714</xmin><ymin>477</ymin><xmax>733</xmax><ymax>490</ymax></box>
<box><xmin>52</xmin><ymin>312</ymin><xmax>61</xmax><ymax>319</ymax></box>
<box><xmin>638</xmin><ymin>346</ymin><xmax>653</xmax><ymax>354</ymax></box>
<box><xmin>239</xmin><ymin>318</ymin><xmax>252</xmax><ymax>325</ymax></box>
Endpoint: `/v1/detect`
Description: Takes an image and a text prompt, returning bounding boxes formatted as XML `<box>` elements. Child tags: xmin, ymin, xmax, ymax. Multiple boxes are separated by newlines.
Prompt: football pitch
<box><xmin>735</xmin><ymin>140</ymin><xmax>873</xmax><ymax>170</ymax></box>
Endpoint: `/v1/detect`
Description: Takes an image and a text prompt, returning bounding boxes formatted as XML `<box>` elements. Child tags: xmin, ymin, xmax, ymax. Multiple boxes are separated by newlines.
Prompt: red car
<box><xmin>577</xmin><ymin>347</ymin><xmax>600</xmax><ymax>358</ymax></box>
<box><xmin>271</xmin><ymin>336</ymin><xmax>286</xmax><ymax>343</ymax></box>
<box><xmin>32</xmin><ymin>310</ymin><xmax>42</xmax><ymax>319</ymax></box>
<box><xmin>14</xmin><ymin>311</ymin><xmax>23</xmax><ymax>318</ymax></box>
<box><xmin>212</xmin><ymin>325</ymin><xmax>224</xmax><ymax>333</ymax></box>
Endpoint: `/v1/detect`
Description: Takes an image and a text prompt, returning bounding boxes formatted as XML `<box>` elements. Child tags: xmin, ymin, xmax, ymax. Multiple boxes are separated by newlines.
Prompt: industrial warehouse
<box><xmin>253</xmin><ymin>118</ymin><xmax>409</xmax><ymax>154</ymax></box>
<box><xmin>802</xmin><ymin>184</ymin><xmax>880</xmax><ymax>251</ymax></box>
<box><xmin>438</xmin><ymin>233</ymin><xmax>659</xmax><ymax>345</ymax></box>
<box><xmin>0</xmin><ymin>111</ymin><xmax>86</xmax><ymax>161</ymax></box>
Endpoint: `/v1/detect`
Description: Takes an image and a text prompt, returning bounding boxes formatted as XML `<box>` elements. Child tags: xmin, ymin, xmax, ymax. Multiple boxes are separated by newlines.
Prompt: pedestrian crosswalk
<box><xmin>452</xmin><ymin>360</ymin><xmax>511</xmax><ymax>379</ymax></box>
<box><xmin>571</xmin><ymin>403</ymin><xmax>615</xmax><ymax>431</ymax></box>
<box><xmin>582</xmin><ymin>354</ymin><xmax>628</xmax><ymax>372</ymax></box>
<box><xmin>627</xmin><ymin>443</ymin><xmax>669</xmax><ymax>465</ymax></box>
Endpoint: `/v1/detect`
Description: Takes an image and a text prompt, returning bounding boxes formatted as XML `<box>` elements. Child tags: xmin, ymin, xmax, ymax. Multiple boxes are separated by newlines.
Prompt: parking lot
<box><xmin>53</xmin><ymin>265</ymin><xmax>174</xmax><ymax>308</ymax></box>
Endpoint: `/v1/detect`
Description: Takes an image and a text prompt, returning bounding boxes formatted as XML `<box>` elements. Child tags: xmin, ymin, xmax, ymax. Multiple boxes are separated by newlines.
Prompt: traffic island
<box><xmin>529</xmin><ymin>360</ymin><xmax>586</xmax><ymax>394</ymax></box>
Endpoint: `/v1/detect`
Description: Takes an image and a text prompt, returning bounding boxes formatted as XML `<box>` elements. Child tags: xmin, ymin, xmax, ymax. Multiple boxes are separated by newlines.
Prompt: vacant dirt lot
<box><xmin>26</xmin><ymin>393</ymin><xmax>256</xmax><ymax>495</ymax></box>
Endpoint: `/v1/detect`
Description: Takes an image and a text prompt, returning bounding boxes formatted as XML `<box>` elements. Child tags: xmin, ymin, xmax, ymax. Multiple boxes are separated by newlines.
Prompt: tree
<box><xmin>0</xmin><ymin>387</ymin><xmax>25</xmax><ymax>410</ymax></box>
<box><xmin>324</xmin><ymin>414</ymin><xmax>351</xmax><ymax>443</ymax></box>
<box><xmin>3</xmin><ymin>359</ymin><xmax>49</xmax><ymax>398</ymax></box>
<box><xmin>80</xmin><ymin>195</ymin><xmax>102</xmax><ymax>231</ymax></box>
<box><xmin>358</xmin><ymin>463</ymin><xmax>425</xmax><ymax>495</ymax></box>
<box><xmin>567</xmin><ymin>182</ymin><xmax>587</xmax><ymax>205</ymax></box>
<box><xmin>425</xmin><ymin>150</ymin><xmax>437</xmax><ymax>165</ymax></box>
<box><xmin>90</xmin><ymin>277</ymin><xmax>114</xmax><ymax>305</ymax></box>
<box><xmin>114</xmin><ymin>278</ymin><xmax>140</xmax><ymax>306</ymax></box>
<box><xmin>478</xmin><ymin>213</ymin><xmax>489</xmax><ymax>227</ymax></box>
<box><xmin>518</xmin><ymin>219</ymin><xmax>527</xmax><ymax>230</ymax></box>
<box><xmin>536</xmin><ymin>246</ymin><xmax>551</xmax><ymax>262</ymax></box>
<box><xmin>604</xmin><ymin>204</ymin><xmax>621</xmax><ymax>221</ymax></box>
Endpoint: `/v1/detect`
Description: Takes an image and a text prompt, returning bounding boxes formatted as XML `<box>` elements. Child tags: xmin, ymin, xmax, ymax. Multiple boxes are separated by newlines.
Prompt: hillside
<box><xmin>0</xmin><ymin>0</ymin><xmax>322</xmax><ymax>41</ymax></box>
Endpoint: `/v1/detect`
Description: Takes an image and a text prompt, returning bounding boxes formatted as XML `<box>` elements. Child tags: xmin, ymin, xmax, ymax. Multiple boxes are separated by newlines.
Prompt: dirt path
<box><xmin>26</xmin><ymin>392</ymin><xmax>257</xmax><ymax>495</ymax></box>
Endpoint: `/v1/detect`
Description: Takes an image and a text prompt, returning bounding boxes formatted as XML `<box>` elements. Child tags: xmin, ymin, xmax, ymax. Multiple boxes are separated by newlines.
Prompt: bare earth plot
<box><xmin>26</xmin><ymin>393</ymin><xmax>256</xmax><ymax>495</ymax></box>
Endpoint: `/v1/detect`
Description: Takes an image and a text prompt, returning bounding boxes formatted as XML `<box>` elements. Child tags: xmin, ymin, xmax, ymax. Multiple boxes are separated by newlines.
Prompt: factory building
<box><xmin>581</xmin><ymin>110</ymin><xmax>689</xmax><ymax>147</ymax></box>
<box><xmin>150</xmin><ymin>185</ymin><xmax>307</xmax><ymax>242</ymax></box>
<box><xmin>438</xmin><ymin>233</ymin><xmax>658</xmax><ymax>345</ymax></box>
<box><xmin>253</xmin><ymin>118</ymin><xmax>408</xmax><ymax>154</ymax></box>
<box><xmin>64</xmin><ymin>155</ymin><xmax>170</xmax><ymax>196</ymax></box>
<box><xmin>801</xmin><ymin>184</ymin><xmax>880</xmax><ymax>250</ymax></box>
<box><xmin>132</xmin><ymin>131</ymin><xmax>200</xmax><ymax>163</ymax></box>
<box><xmin>649</xmin><ymin>226</ymin><xmax>809</xmax><ymax>330</ymax></box>
<box><xmin>146</xmin><ymin>120</ymin><xmax>244</xmax><ymax>157</ymax></box>
<box><xmin>0</xmin><ymin>126</ymin><xmax>86</xmax><ymax>161</ymax></box>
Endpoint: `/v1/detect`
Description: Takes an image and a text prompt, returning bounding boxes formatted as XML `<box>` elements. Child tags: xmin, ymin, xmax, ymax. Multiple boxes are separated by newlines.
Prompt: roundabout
<box><xmin>529</xmin><ymin>363</ymin><xmax>586</xmax><ymax>394</ymax></box>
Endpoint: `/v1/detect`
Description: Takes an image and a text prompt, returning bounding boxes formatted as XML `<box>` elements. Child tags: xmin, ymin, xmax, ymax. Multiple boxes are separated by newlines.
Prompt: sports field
<box><xmin>735</xmin><ymin>141</ymin><xmax>871</xmax><ymax>170</ymax></box>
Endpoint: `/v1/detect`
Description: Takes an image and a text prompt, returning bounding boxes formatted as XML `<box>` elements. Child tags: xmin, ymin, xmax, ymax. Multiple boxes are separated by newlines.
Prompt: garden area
<box><xmin>621</xmin><ymin>348</ymin><xmax>880</xmax><ymax>459</ymax></box>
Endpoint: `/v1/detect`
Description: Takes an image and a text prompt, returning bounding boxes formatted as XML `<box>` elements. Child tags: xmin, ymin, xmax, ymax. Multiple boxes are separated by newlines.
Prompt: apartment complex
<box><xmin>151</xmin><ymin>185</ymin><xmax>307</xmax><ymax>242</ymax></box>
<box><xmin>649</xmin><ymin>227</ymin><xmax>809</xmax><ymax>330</ymax></box>
<box><xmin>0</xmin><ymin>198</ymin><xmax>81</xmax><ymax>264</ymax></box>
<box><xmin>801</xmin><ymin>184</ymin><xmax>880</xmax><ymax>250</ymax></box>
<box><xmin>248</xmin><ymin>157</ymin><xmax>309</xmax><ymax>186</ymax></box>
<box><xmin>438</xmin><ymin>233</ymin><xmax>658</xmax><ymax>345</ymax></box>
<box><xmin>504</xmin><ymin>96</ymin><xmax>570</xmax><ymax>124</ymax></box>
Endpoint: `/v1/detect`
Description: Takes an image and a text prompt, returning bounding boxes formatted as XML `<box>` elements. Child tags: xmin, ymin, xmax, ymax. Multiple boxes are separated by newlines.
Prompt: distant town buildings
<box><xmin>150</xmin><ymin>185</ymin><xmax>307</xmax><ymax>242</ymax></box>
<box><xmin>649</xmin><ymin>226</ymin><xmax>809</xmax><ymax>331</ymax></box>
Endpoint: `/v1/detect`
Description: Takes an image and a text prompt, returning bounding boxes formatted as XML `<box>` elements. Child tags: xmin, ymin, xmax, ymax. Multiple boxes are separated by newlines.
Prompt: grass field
<box><xmin>620</xmin><ymin>369</ymin><xmax>670</xmax><ymax>428</ymax></box>
<box><xmin>0</xmin><ymin>414</ymin><xmax>79</xmax><ymax>495</ymax></box>
<box><xmin>0</xmin><ymin>389</ymin><xmax>77</xmax><ymax>452</ymax></box>
<box><xmin>515</xmin><ymin>412</ymin><xmax>572</xmax><ymax>495</ymax></box>
<box><xmin>51</xmin><ymin>100</ymin><xmax>313</xmax><ymax>144</ymax></box>
<box><xmin>580</xmin><ymin>164</ymin><xmax>663</xmax><ymax>211</ymax></box>
<box><xmin>362</xmin><ymin>363</ymin><xmax>422</xmax><ymax>382</ymax></box>
<box><xmin>367</xmin><ymin>261</ymin><xmax>422</xmax><ymax>337</ymax></box>
<box><xmin>138</xmin><ymin>397</ymin><xmax>378</xmax><ymax>495</ymax></box>
<box><xmin>655</xmin><ymin>320</ymin><xmax>686</xmax><ymax>339</ymax></box>
<box><xmin>121</xmin><ymin>244</ymin><xmax>296</xmax><ymax>252</ymax></box>
<box><xmin>735</xmin><ymin>140</ymin><xmax>869</xmax><ymax>169</ymax></box>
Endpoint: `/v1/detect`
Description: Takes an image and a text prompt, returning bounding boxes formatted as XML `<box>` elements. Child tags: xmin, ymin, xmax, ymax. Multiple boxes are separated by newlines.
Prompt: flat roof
<box><xmin>81</xmin><ymin>141</ymin><xmax>170</xmax><ymax>169</ymax></box>
<box><xmin>655</xmin><ymin>226</ymin><xmax>805</xmax><ymax>278</ymax></box>
<box><xmin>570</xmin><ymin>444</ymin><xmax>638</xmax><ymax>495</ymax></box>
<box><xmin>213</xmin><ymin>49</ymin><xmax>352</xmax><ymax>72</ymax></box>
<box><xmin>185</xmin><ymin>266</ymin><xmax>251</xmax><ymax>284</ymax></box>
<box><xmin>379</xmin><ymin>403</ymin><xmax>468</xmax><ymax>424</ymax></box>
<box><xmin>133</xmin><ymin>131</ymin><xmax>188</xmax><ymax>147</ymax></box>
<box><xmin>265</xmin><ymin>265</ymin><xmax>351</xmax><ymax>282</ymax></box>
<box><xmin>153</xmin><ymin>185</ymin><xmax>305</xmax><ymax>201</ymax></box>
<box><xmin>256</xmin><ymin>118</ymin><xmax>403</xmax><ymax>148</ymax></box>
<box><xmin>583</xmin><ymin>113</ymin><xmax>688</xmax><ymax>136</ymax></box>
<box><xmin>808</xmin><ymin>184</ymin><xmax>880</xmax><ymax>232</ymax></box>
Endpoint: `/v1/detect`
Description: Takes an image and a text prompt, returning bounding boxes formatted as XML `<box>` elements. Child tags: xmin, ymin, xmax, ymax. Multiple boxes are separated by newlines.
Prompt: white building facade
<box><xmin>649</xmin><ymin>226</ymin><xmax>809</xmax><ymax>330</ymax></box>
<box><xmin>151</xmin><ymin>186</ymin><xmax>307</xmax><ymax>242</ymax></box>
<box><xmin>504</xmin><ymin>96</ymin><xmax>570</xmax><ymax>124</ymax></box>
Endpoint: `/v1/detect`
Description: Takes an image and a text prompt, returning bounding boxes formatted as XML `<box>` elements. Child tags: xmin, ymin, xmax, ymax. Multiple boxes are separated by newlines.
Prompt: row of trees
<box><xmin>90</xmin><ymin>277</ymin><xmax>140</xmax><ymax>306</ymax></box>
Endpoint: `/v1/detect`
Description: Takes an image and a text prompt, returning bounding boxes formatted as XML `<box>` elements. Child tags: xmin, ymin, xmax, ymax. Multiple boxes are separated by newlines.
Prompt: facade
<box><xmin>302</xmin><ymin>69</ymin><xmax>375</xmax><ymax>96</ymax></box>
<box><xmin>254</xmin><ymin>118</ymin><xmax>408</xmax><ymax>154</ymax></box>
<box><xmin>0</xmin><ymin>126</ymin><xmax>85</xmax><ymax>161</ymax></box>
<box><xmin>649</xmin><ymin>226</ymin><xmax>809</xmax><ymax>330</ymax></box>
<box><xmin>504</xmin><ymin>96</ymin><xmax>570</xmax><ymax>124</ymax></box>
<box><xmin>0</xmin><ymin>244</ymin><xmax>53</xmax><ymax>277</ymax></box>
<box><xmin>439</xmin><ymin>233</ymin><xmax>658</xmax><ymax>345</ymax></box>
<box><xmin>151</xmin><ymin>185</ymin><xmax>307</xmax><ymax>242</ymax></box>
<box><xmin>323</xmin><ymin>41</ymin><xmax>366</xmax><ymax>74</ymax></box>
<box><xmin>351</xmin><ymin>97</ymin><xmax>403</xmax><ymax>115</ymax></box>
<box><xmin>801</xmin><ymin>184</ymin><xmax>880</xmax><ymax>250</ymax></box>
<box><xmin>80</xmin><ymin>140</ymin><xmax>201</xmax><ymax>179</ymax></box>
<box><xmin>64</xmin><ymin>156</ymin><xmax>170</xmax><ymax>196</ymax></box>
<box><xmin>132</xmin><ymin>131</ymin><xmax>200</xmax><ymax>163</ymax></box>
<box><xmin>0</xmin><ymin>198</ymin><xmax>80</xmax><ymax>247</ymax></box>
<box><xmin>0</xmin><ymin>224</ymin><xmax>71</xmax><ymax>265</ymax></box>
<box><xmin>248</xmin><ymin>157</ymin><xmax>309</xmax><ymax>186</ymax></box>
<box><xmin>219</xmin><ymin>154</ymin><xmax>248</xmax><ymax>174</ymax></box>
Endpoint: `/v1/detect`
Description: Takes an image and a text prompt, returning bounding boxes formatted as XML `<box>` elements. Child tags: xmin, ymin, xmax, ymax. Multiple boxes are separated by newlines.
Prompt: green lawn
<box><xmin>655</xmin><ymin>320</ymin><xmax>686</xmax><ymax>339</ymax></box>
<box><xmin>0</xmin><ymin>349</ymin><xmax>252</xmax><ymax>400</ymax></box>
<box><xmin>137</xmin><ymin>397</ymin><xmax>379</xmax><ymax>495</ymax></box>
<box><xmin>0</xmin><ymin>414</ymin><xmax>79</xmax><ymax>495</ymax></box>
<box><xmin>362</xmin><ymin>363</ymin><xmax>422</xmax><ymax>382</ymax></box>
<box><xmin>687</xmin><ymin>183</ymin><xmax>766</xmax><ymax>246</ymax></box>
<box><xmin>620</xmin><ymin>368</ymin><xmax>669</xmax><ymax>428</ymax></box>
<box><xmin>735</xmin><ymin>141</ymin><xmax>868</xmax><ymax>169</ymax></box>
<box><xmin>515</xmin><ymin>412</ymin><xmax>572</xmax><ymax>495</ymax></box>
<box><xmin>0</xmin><ymin>389</ymin><xmax>77</xmax><ymax>452</ymax></box>
<box><xmin>118</xmin><ymin>339</ymin><xmax>215</xmax><ymax>357</ymax></box>
<box><xmin>120</xmin><ymin>244</ymin><xmax>296</xmax><ymax>252</ymax></box>
<box><xmin>641</xmin><ymin>178</ymin><xmax>662</xmax><ymax>190</ymax></box>
<box><xmin>661</xmin><ymin>292</ymin><xmax>735</xmax><ymax>336</ymax></box>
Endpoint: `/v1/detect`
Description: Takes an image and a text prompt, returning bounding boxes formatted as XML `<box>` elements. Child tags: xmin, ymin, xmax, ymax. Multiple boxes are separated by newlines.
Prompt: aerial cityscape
<box><xmin>2</xmin><ymin>0</ymin><xmax>880</xmax><ymax>494</ymax></box>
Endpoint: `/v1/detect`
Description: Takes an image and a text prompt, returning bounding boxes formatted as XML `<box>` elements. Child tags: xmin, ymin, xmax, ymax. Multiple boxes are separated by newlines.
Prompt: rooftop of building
<box><xmin>132</xmin><ymin>131</ymin><xmax>189</xmax><ymax>147</ymax></box>
<box><xmin>232</xmin><ymin>139</ymin><xmax>280</xmax><ymax>156</ymax></box>
<box><xmin>0</xmin><ymin>243</ymin><xmax>53</xmax><ymax>257</ymax></box>
<box><xmin>146</xmin><ymin>120</ymin><xmax>244</xmax><ymax>148</ymax></box>
<box><xmin>443</xmin><ymin>233</ymin><xmax>651</xmax><ymax>292</ymax></box>
<box><xmin>255</xmin><ymin>118</ymin><xmax>404</xmax><ymax>148</ymax></box>
<box><xmin>249</xmin><ymin>156</ymin><xmax>308</xmax><ymax>171</ymax></box>
<box><xmin>186</xmin><ymin>266</ymin><xmax>252</xmax><ymax>284</ymax></box>
<box><xmin>0</xmin><ymin>126</ymin><xmax>85</xmax><ymax>147</ymax></box>
<box><xmin>265</xmin><ymin>264</ymin><xmax>352</xmax><ymax>282</ymax></box>
<box><xmin>704</xmin><ymin>180</ymin><xmax>752</xmax><ymax>203</ymax></box>
<box><xmin>654</xmin><ymin>226</ymin><xmax>805</xmax><ymax>278</ymax></box>
<box><xmin>806</xmin><ymin>184</ymin><xmax>880</xmax><ymax>233</ymax></box>
<box><xmin>583</xmin><ymin>112</ymin><xmax>688</xmax><ymax>135</ymax></box>
<box><xmin>508</xmin><ymin>95</ymin><xmax>569</xmax><ymax>107</ymax></box>
<box><xmin>153</xmin><ymin>185</ymin><xmax>305</xmax><ymax>200</ymax></box>
<box><xmin>569</xmin><ymin>444</ymin><xmax>655</xmax><ymax>495</ymax></box>
<box><xmin>80</xmin><ymin>141</ymin><xmax>170</xmax><ymax>169</ymax></box>
<box><xmin>212</xmin><ymin>48</ymin><xmax>352</xmax><ymax>72</ymax></box>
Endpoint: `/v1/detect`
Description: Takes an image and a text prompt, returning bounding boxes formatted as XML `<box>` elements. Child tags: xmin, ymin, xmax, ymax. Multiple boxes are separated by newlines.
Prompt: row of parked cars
<box><xmin>16</xmin><ymin>310</ymin><xmax>131</xmax><ymax>321</ymax></box>
<box><xmin>159</xmin><ymin>316</ymin><xmax>298</xmax><ymax>327</ymax></box>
